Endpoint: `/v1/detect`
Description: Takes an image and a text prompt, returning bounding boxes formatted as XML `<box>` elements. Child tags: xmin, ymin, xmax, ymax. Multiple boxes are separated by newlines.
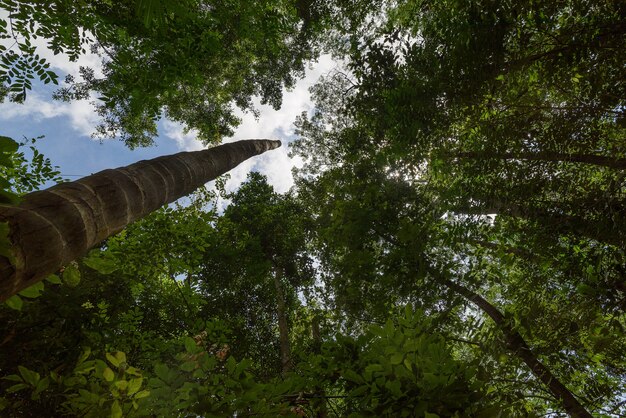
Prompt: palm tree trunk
<box><xmin>0</xmin><ymin>139</ymin><xmax>281</xmax><ymax>301</ymax></box>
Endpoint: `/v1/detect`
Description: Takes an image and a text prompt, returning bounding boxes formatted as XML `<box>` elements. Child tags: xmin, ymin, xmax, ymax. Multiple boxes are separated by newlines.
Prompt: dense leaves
<box><xmin>2</xmin><ymin>0</ymin><xmax>626</xmax><ymax>416</ymax></box>
<box><xmin>1</xmin><ymin>0</ymin><xmax>330</xmax><ymax>146</ymax></box>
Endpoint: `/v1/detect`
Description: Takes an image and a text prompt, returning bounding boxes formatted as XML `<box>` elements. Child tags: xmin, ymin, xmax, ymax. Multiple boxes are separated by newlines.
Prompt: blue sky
<box><xmin>0</xmin><ymin>31</ymin><xmax>336</xmax><ymax>195</ymax></box>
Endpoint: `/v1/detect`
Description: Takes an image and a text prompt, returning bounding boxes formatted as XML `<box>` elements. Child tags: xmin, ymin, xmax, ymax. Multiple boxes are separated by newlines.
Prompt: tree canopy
<box><xmin>1</xmin><ymin>0</ymin><xmax>625</xmax><ymax>416</ymax></box>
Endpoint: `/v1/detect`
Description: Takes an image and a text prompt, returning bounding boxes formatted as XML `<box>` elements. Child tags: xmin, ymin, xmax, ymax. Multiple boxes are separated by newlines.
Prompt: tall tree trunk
<box><xmin>273</xmin><ymin>265</ymin><xmax>292</xmax><ymax>375</ymax></box>
<box><xmin>455</xmin><ymin>151</ymin><xmax>626</xmax><ymax>169</ymax></box>
<box><xmin>0</xmin><ymin>139</ymin><xmax>281</xmax><ymax>301</ymax></box>
<box><xmin>428</xmin><ymin>268</ymin><xmax>592</xmax><ymax>418</ymax></box>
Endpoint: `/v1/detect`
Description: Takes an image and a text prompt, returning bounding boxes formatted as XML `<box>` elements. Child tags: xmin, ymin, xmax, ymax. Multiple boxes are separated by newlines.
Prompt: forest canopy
<box><xmin>0</xmin><ymin>0</ymin><xmax>625</xmax><ymax>417</ymax></box>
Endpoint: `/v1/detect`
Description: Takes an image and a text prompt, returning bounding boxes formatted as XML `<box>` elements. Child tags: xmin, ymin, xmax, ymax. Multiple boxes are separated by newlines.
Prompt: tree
<box><xmin>0</xmin><ymin>0</ymin><xmax>337</xmax><ymax>147</ymax></box>
<box><xmin>0</xmin><ymin>139</ymin><xmax>281</xmax><ymax>301</ymax></box>
<box><xmin>197</xmin><ymin>173</ymin><xmax>314</xmax><ymax>376</ymax></box>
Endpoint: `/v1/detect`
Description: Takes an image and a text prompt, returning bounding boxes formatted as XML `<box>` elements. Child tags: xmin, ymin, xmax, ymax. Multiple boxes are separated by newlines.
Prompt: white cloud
<box><xmin>2</xmin><ymin>8</ymin><xmax>339</xmax><ymax>195</ymax></box>
<box><xmin>0</xmin><ymin>9</ymin><xmax>103</xmax><ymax>137</ymax></box>
<box><xmin>0</xmin><ymin>8</ymin><xmax>104</xmax><ymax>78</ymax></box>
<box><xmin>225</xmin><ymin>54</ymin><xmax>337</xmax><ymax>193</ymax></box>
<box><xmin>165</xmin><ymin>54</ymin><xmax>338</xmax><ymax>194</ymax></box>
<box><xmin>0</xmin><ymin>91</ymin><xmax>99</xmax><ymax>137</ymax></box>
<box><xmin>30</xmin><ymin>35</ymin><xmax>105</xmax><ymax>78</ymax></box>
<box><xmin>162</xmin><ymin>120</ymin><xmax>204</xmax><ymax>151</ymax></box>
<box><xmin>229</xmin><ymin>54</ymin><xmax>337</xmax><ymax>143</ymax></box>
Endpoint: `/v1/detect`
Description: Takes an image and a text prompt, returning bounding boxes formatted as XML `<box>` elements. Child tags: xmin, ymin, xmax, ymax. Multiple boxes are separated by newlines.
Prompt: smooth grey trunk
<box><xmin>273</xmin><ymin>266</ymin><xmax>292</xmax><ymax>374</ymax></box>
<box><xmin>0</xmin><ymin>139</ymin><xmax>281</xmax><ymax>301</ymax></box>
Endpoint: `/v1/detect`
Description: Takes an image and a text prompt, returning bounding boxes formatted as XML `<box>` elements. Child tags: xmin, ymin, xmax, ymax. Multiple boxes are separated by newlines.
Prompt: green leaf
<box><xmin>390</xmin><ymin>353</ymin><xmax>403</xmax><ymax>365</ymax></box>
<box><xmin>364</xmin><ymin>364</ymin><xmax>383</xmax><ymax>374</ymax></box>
<box><xmin>77</xmin><ymin>347</ymin><xmax>92</xmax><ymax>365</ymax></box>
<box><xmin>350</xmin><ymin>385</ymin><xmax>368</xmax><ymax>397</ymax></box>
<box><xmin>114</xmin><ymin>380</ymin><xmax>128</xmax><ymax>391</ymax></box>
<box><xmin>127</xmin><ymin>377</ymin><xmax>143</xmax><ymax>395</ymax></box>
<box><xmin>18</xmin><ymin>366</ymin><xmax>40</xmax><ymax>386</ymax></box>
<box><xmin>343</xmin><ymin>369</ymin><xmax>363</xmax><ymax>384</ymax></box>
<box><xmin>0</xmin><ymin>136</ymin><xmax>19</xmax><ymax>153</ymax></box>
<box><xmin>154</xmin><ymin>363</ymin><xmax>170</xmax><ymax>381</ymax></box>
<box><xmin>103</xmin><ymin>367</ymin><xmax>115</xmax><ymax>382</ymax></box>
<box><xmin>62</xmin><ymin>262</ymin><xmax>81</xmax><ymax>287</ymax></box>
<box><xmin>179</xmin><ymin>361</ymin><xmax>196</xmax><ymax>372</ymax></box>
<box><xmin>114</xmin><ymin>351</ymin><xmax>126</xmax><ymax>365</ymax></box>
<box><xmin>183</xmin><ymin>336</ymin><xmax>197</xmax><ymax>353</ymax></box>
<box><xmin>6</xmin><ymin>383</ymin><xmax>29</xmax><ymax>393</ymax></box>
<box><xmin>2</xmin><ymin>374</ymin><xmax>23</xmax><ymax>382</ymax></box>
<box><xmin>83</xmin><ymin>252</ymin><xmax>118</xmax><ymax>274</ymax></box>
<box><xmin>34</xmin><ymin>377</ymin><xmax>49</xmax><ymax>395</ymax></box>
<box><xmin>110</xmin><ymin>400</ymin><xmax>122</xmax><ymax>418</ymax></box>
<box><xmin>18</xmin><ymin>281</ymin><xmax>44</xmax><ymax>298</ymax></box>
<box><xmin>45</xmin><ymin>274</ymin><xmax>62</xmax><ymax>284</ymax></box>
<box><xmin>134</xmin><ymin>389</ymin><xmax>150</xmax><ymax>399</ymax></box>
<box><xmin>5</xmin><ymin>294</ymin><xmax>22</xmax><ymax>311</ymax></box>
<box><xmin>106</xmin><ymin>352</ymin><xmax>121</xmax><ymax>368</ymax></box>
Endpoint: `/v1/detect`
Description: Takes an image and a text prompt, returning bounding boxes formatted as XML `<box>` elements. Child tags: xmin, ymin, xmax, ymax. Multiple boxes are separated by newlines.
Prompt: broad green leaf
<box><xmin>350</xmin><ymin>385</ymin><xmax>368</xmax><ymax>397</ymax></box>
<box><xmin>127</xmin><ymin>377</ymin><xmax>143</xmax><ymax>395</ymax></box>
<box><xmin>0</xmin><ymin>136</ymin><xmax>19</xmax><ymax>154</ymax></box>
<box><xmin>390</xmin><ymin>353</ymin><xmax>403</xmax><ymax>365</ymax></box>
<box><xmin>114</xmin><ymin>380</ymin><xmax>128</xmax><ymax>391</ymax></box>
<box><xmin>34</xmin><ymin>377</ymin><xmax>49</xmax><ymax>394</ymax></box>
<box><xmin>180</xmin><ymin>361</ymin><xmax>196</xmax><ymax>372</ymax></box>
<box><xmin>62</xmin><ymin>262</ymin><xmax>81</xmax><ymax>287</ymax></box>
<box><xmin>45</xmin><ymin>274</ymin><xmax>62</xmax><ymax>284</ymax></box>
<box><xmin>183</xmin><ymin>336</ymin><xmax>197</xmax><ymax>353</ymax></box>
<box><xmin>114</xmin><ymin>352</ymin><xmax>127</xmax><ymax>365</ymax></box>
<box><xmin>364</xmin><ymin>364</ymin><xmax>383</xmax><ymax>374</ymax></box>
<box><xmin>134</xmin><ymin>389</ymin><xmax>150</xmax><ymax>399</ymax></box>
<box><xmin>110</xmin><ymin>400</ymin><xmax>122</xmax><ymax>418</ymax></box>
<box><xmin>5</xmin><ymin>294</ymin><xmax>22</xmax><ymax>311</ymax></box>
<box><xmin>103</xmin><ymin>367</ymin><xmax>115</xmax><ymax>382</ymax></box>
<box><xmin>106</xmin><ymin>352</ymin><xmax>121</xmax><ymax>368</ymax></box>
<box><xmin>18</xmin><ymin>366</ymin><xmax>39</xmax><ymax>386</ymax></box>
<box><xmin>154</xmin><ymin>363</ymin><xmax>169</xmax><ymax>381</ymax></box>
<box><xmin>7</xmin><ymin>383</ymin><xmax>28</xmax><ymax>393</ymax></box>
<box><xmin>18</xmin><ymin>281</ymin><xmax>44</xmax><ymax>298</ymax></box>
<box><xmin>2</xmin><ymin>374</ymin><xmax>23</xmax><ymax>382</ymax></box>
<box><xmin>77</xmin><ymin>347</ymin><xmax>92</xmax><ymax>365</ymax></box>
<box><xmin>343</xmin><ymin>369</ymin><xmax>363</xmax><ymax>384</ymax></box>
<box><xmin>83</xmin><ymin>252</ymin><xmax>118</xmax><ymax>274</ymax></box>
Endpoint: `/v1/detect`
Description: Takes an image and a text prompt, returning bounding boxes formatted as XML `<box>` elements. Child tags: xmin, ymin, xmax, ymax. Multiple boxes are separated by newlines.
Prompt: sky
<box><xmin>0</xmin><ymin>33</ymin><xmax>337</xmax><ymax>196</ymax></box>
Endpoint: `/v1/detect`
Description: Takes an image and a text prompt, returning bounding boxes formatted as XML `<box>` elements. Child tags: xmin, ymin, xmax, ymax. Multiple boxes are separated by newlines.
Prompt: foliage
<box><xmin>0</xmin><ymin>0</ymin><xmax>333</xmax><ymax>147</ymax></box>
<box><xmin>299</xmin><ymin>306</ymin><xmax>491</xmax><ymax>417</ymax></box>
<box><xmin>1</xmin><ymin>0</ymin><xmax>626</xmax><ymax>416</ymax></box>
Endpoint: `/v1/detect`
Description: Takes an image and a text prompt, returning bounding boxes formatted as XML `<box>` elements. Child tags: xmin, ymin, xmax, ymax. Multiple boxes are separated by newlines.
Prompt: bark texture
<box><xmin>0</xmin><ymin>139</ymin><xmax>281</xmax><ymax>301</ymax></box>
<box><xmin>430</xmin><ymin>269</ymin><xmax>592</xmax><ymax>418</ymax></box>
